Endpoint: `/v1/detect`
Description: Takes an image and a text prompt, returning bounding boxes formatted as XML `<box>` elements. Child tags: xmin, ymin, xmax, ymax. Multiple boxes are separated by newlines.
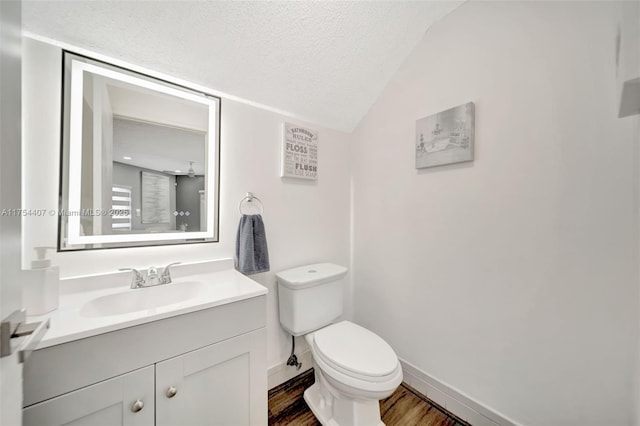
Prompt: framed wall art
<box><xmin>281</xmin><ymin>122</ymin><xmax>318</xmax><ymax>180</ymax></box>
<box><xmin>141</xmin><ymin>171</ymin><xmax>171</xmax><ymax>224</ymax></box>
<box><xmin>416</xmin><ymin>102</ymin><xmax>475</xmax><ymax>169</ymax></box>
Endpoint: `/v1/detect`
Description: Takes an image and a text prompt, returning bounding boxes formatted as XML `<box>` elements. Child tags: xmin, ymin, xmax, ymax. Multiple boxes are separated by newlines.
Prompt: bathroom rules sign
<box><xmin>281</xmin><ymin>123</ymin><xmax>318</xmax><ymax>180</ymax></box>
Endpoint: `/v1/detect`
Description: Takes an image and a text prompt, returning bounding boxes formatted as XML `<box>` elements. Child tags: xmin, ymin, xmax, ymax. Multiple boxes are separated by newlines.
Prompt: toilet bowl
<box><xmin>276</xmin><ymin>264</ymin><xmax>403</xmax><ymax>426</ymax></box>
<box><xmin>303</xmin><ymin>321</ymin><xmax>402</xmax><ymax>425</ymax></box>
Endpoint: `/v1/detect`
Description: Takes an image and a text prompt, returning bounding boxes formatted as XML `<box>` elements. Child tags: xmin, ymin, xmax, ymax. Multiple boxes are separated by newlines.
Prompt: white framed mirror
<box><xmin>59</xmin><ymin>51</ymin><xmax>220</xmax><ymax>250</ymax></box>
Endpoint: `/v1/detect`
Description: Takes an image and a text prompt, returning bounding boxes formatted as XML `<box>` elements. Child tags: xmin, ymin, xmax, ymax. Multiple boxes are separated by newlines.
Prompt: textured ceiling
<box><xmin>22</xmin><ymin>1</ymin><xmax>463</xmax><ymax>132</ymax></box>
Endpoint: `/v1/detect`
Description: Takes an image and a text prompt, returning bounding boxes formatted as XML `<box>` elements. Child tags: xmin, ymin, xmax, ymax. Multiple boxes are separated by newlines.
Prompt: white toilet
<box><xmin>276</xmin><ymin>263</ymin><xmax>402</xmax><ymax>426</ymax></box>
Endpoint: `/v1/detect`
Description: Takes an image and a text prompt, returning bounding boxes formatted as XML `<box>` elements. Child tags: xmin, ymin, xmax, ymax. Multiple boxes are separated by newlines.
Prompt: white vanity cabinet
<box><xmin>156</xmin><ymin>330</ymin><xmax>265</xmax><ymax>426</ymax></box>
<box><xmin>23</xmin><ymin>366</ymin><xmax>154</xmax><ymax>426</ymax></box>
<box><xmin>23</xmin><ymin>295</ymin><xmax>267</xmax><ymax>426</ymax></box>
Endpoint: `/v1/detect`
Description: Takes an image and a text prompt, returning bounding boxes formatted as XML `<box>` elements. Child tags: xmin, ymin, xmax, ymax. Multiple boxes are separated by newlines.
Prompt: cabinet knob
<box><xmin>131</xmin><ymin>399</ymin><xmax>144</xmax><ymax>413</ymax></box>
<box><xmin>166</xmin><ymin>386</ymin><xmax>178</xmax><ymax>398</ymax></box>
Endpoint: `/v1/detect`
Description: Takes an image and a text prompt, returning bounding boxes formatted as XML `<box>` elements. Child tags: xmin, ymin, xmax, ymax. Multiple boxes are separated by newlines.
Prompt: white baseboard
<box><xmin>268</xmin><ymin>350</ymin><xmax>313</xmax><ymax>390</ymax></box>
<box><xmin>400</xmin><ymin>359</ymin><xmax>522</xmax><ymax>426</ymax></box>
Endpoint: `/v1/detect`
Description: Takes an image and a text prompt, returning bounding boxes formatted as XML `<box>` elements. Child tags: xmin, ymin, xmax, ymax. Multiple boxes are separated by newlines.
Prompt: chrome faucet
<box><xmin>119</xmin><ymin>267</ymin><xmax>145</xmax><ymax>289</ymax></box>
<box><xmin>160</xmin><ymin>262</ymin><xmax>181</xmax><ymax>284</ymax></box>
<box><xmin>120</xmin><ymin>262</ymin><xmax>182</xmax><ymax>289</ymax></box>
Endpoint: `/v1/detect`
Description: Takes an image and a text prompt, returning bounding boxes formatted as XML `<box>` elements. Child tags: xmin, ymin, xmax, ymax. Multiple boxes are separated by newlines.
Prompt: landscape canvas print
<box><xmin>415</xmin><ymin>102</ymin><xmax>475</xmax><ymax>169</ymax></box>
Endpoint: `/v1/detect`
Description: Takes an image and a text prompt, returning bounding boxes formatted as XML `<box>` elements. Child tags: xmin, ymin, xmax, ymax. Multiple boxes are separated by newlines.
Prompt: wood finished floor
<box><xmin>268</xmin><ymin>369</ymin><xmax>470</xmax><ymax>426</ymax></box>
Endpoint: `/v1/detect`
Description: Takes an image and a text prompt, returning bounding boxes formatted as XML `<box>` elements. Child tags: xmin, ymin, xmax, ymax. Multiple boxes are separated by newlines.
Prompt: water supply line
<box><xmin>287</xmin><ymin>335</ymin><xmax>302</xmax><ymax>370</ymax></box>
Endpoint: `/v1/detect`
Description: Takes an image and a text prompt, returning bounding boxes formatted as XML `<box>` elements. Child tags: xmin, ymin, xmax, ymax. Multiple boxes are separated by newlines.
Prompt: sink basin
<box><xmin>80</xmin><ymin>281</ymin><xmax>205</xmax><ymax>317</ymax></box>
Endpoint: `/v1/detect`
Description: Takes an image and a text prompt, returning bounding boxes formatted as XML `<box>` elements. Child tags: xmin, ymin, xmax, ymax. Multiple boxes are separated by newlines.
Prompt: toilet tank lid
<box><xmin>276</xmin><ymin>263</ymin><xmax>347</xmax><ymax>289</ymax></box>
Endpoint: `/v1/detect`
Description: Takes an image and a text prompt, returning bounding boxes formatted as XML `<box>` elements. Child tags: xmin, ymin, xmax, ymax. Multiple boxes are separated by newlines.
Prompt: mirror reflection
<box><xmin>59</xmin><ymin>52</ymin><xmax>220</xmax><ymax>250</ymax></box>
<box><xmin>111</xmin><ymin>118</ymin><xmax>205</xmax><ymax>234</ymax></box>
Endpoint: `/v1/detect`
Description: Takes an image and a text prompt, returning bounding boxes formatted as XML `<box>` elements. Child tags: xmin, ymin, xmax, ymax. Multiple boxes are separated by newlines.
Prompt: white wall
<box><xmin>351</xmin><ymin>2</ymin><xmax>639</xmax><ymax>425</ymax></box>
<box><xmin>22</xmin><ymin>38</ymin><xmax>350</xmax><ymax>379</ymax></box>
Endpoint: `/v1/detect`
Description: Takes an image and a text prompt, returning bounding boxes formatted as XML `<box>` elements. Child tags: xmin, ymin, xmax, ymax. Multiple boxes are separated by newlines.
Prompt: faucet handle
<box><xmin>160</xmin><ymin>262</ymin><xmax>181</xmax><ymax>284</ymax></box>
<box><xmin>119</xmin><ymin>268</ymin><xmax>145</xmax><ymax>288</ymax></box>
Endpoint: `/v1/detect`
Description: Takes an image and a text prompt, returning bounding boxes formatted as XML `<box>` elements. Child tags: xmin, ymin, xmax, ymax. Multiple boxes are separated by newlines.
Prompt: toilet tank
<box><xmin>276</xmin><ymin>263</ymin><xmax>347</xmax><ymax>336</ymax></box>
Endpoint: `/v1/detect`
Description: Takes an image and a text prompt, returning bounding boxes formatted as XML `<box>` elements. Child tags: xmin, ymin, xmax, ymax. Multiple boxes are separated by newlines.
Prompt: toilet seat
<box><xmin>310</xmin><ymin>321</ymin><xmax>401</xmax><ymax>384</ymax></box>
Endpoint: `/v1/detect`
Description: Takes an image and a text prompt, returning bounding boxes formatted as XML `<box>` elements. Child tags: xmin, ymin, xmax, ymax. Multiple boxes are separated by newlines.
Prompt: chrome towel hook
<box><xmin>238</xmin><ymin>192</ymin><xmax>264</xmax><ymax>215</ymax></box>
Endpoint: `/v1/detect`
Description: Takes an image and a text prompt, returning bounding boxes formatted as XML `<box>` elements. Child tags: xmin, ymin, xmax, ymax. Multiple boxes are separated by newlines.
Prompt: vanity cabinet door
<box><xmin>156</xmin><ymin>328</ymin><xmax>267</xmax><ymax>426</ymax></box>
<box><xmin>23</xmin><ymin>365</ymin><xmax>154</xmax><ymax>426</ymax></box>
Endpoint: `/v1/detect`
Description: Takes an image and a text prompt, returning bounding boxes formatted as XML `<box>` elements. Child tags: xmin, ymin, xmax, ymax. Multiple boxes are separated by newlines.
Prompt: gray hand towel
<box><xmin>235</xmin><ymin>214</ymin><xmax>270</xmax><ymax>275</ymax></box>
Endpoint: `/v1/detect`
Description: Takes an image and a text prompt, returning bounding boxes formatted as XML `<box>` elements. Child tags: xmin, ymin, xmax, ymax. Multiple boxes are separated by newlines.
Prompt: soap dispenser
<box><xmin>23</xmin><ymin>246</ymin><xmax>59</xmax><ymax>315</ymax></box>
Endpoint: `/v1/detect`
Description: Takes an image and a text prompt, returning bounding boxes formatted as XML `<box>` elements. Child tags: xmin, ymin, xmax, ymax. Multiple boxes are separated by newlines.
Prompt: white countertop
<box><xmin>30</xmin><ymin>259</ymin><xmax>268</xmax><ymax>349</ymax></box>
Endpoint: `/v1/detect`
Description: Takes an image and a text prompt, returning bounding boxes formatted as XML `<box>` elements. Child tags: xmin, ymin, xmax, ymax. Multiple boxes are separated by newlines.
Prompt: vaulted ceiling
<box><xmin>22</xmin><ymin>1</ymin><xmax>463</xmax><ymax>132</ymax></box>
